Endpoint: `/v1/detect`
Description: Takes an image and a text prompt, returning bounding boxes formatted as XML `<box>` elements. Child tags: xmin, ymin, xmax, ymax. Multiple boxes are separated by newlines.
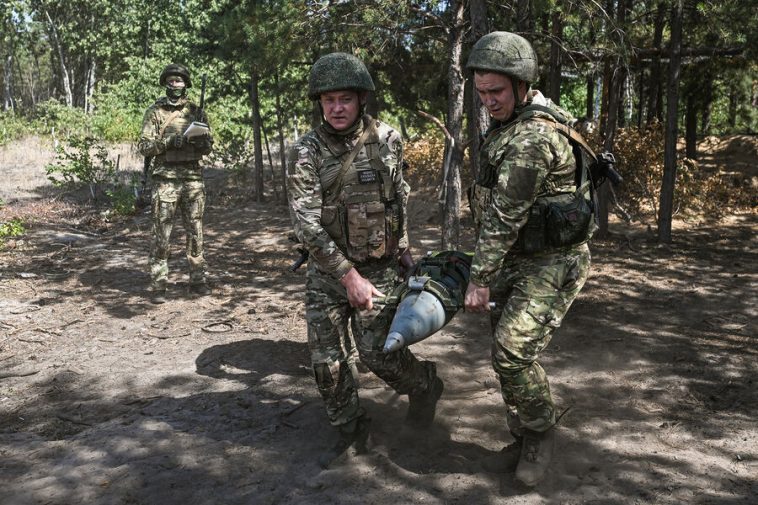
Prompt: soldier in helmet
<box><xmin>286</xmin><ymin>52</ymin><xmax>444</xmax><ymax>468</ymax></box>
<box><xmin>138</xmin><ymin>63</ymin><xmax>213</xmax><ymax>304</ymax></box>
<box><xmin>463</xmin><ymin>32</ymin><xmax>593</xmax><ymax>486</ymax></box>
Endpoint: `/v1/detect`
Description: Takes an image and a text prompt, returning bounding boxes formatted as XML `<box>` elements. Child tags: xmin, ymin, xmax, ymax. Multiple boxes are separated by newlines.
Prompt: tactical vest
<box><xmin>471</xmin><ymin>105</ymin><xmax>598</xmax><ymax>254</ymax></box>
<box><xmin>316</xmin><ymin>116</ymin><xmax>403</xmax><ymax>263</ymax></box>
<box><xmin>158</xmin><ymin>102</ymin><xmax>204</xmax><ymax>164</ymax></box>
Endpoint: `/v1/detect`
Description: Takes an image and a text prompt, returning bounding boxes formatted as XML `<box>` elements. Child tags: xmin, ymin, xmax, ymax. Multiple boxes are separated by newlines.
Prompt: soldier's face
<box><xmin>474</xmin><ymin>72</ymin><xmax>524</xmax><ymax>121</ymax></box>
<box><xmin>166</xmin><ymin>76</ymin><xmax>185</xmax><ymax>89</ymax></box>
<box><xmin>320</xmin><ymin>90</ymin><xmax>363</xmax><ymax>131</ymax></box>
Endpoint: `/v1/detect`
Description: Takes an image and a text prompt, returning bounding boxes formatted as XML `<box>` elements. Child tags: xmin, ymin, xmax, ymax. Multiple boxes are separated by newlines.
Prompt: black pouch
<box><xmin>514</xmin><ymin>203</ymin><xmax>548</xmax><ymax>254</ymax></box>
<box><xmin>546</xmin><ymin>193</ymin><xmax>593</xmax><ymax>248</ymax></box>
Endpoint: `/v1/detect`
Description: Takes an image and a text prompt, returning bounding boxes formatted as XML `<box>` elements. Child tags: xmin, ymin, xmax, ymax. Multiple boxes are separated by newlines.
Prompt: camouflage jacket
<box><xmin>469</xmin><ymin>91</ymin><xmax>578</xmax><ymax>287</ymax></box>
<box><xmin>286</xmin><ymin>115</ymin><xmax>410</xmax><ymax>280</ymax></box>
<box><xmin>138</xmin><ymin>96</ymin><xmax>212</xmax><ymax>181</ymax></box>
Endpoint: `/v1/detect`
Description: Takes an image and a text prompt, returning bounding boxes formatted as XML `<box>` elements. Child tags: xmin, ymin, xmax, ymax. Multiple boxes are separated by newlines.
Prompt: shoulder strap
<box><xmin>326</xmin><ymin>118</ymin><xmax>376</xmax><ymax>195</ymax></box>
<box><xmin>159</xmin><ymin>110</ymin><xmax>184</xmax><ymax>138</ymax></box>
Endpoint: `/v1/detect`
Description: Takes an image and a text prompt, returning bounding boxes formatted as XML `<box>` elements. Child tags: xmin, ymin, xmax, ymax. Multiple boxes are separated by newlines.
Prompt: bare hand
<box><xmin>464</xmin><ymin>282</ymin><xmax>491</xmax><ymax>313</ymax></box>
<box><xmin>340</xmin><ymin>268</ymin><xmax>385</xmax><ymax>310</ymax></box>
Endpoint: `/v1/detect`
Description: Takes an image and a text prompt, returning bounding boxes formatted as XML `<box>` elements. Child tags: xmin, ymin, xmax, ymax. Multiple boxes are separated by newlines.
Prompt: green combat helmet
<box><xmin>308</xmin><ymin>52</ymin><xmax>375</xmax><ymax>100</ymax></box>
<box><xmin>466</xmin><ymin>31</ymin><xmax>539</xmax><ymax>84</ymax></box>
<box><xmin>159</xmin><ymin>63</ymin><xmax>193</xmax><ymax>88</ymax></box>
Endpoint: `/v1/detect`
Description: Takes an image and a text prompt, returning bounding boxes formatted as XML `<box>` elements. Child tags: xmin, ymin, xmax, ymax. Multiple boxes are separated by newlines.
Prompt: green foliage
<box><xmin>45</xmin><ymin>136</ymin><xmax>116</xmax><ymax>196</ymax></box>
<box><xmin>0</xmin><ymin>111</ymin><xmax>35</xmax><ymax>145</ymax></box>
<box><xmin>105</xmin><ymin>183</ymin><xmax>137</xmax><ymax>216</ymax></box>
<box><xmin>0</xmin><ymin>218</ymin><xmax>25</xmax><ymax>243</ymax></box>
<box><xmin>559</xmin><ymin>77</ymin><xmax>590</xmax><ymax>120</ymax></box>
<box><xmin>34</xmin><ymin>98</ymin><xmax>92</xmax><ymax>137</ymax></box>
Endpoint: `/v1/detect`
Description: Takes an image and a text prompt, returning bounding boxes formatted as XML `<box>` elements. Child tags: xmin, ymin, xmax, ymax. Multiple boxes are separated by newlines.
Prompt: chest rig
<box><xmin>471</xmin><ymin>105</ymin><xmax>597</xmax><ymax>254</ymax></box>
<box><xmin>157</xmin><ymin>101</ymin><xmax>203</xmax><ymax>164</ymax></box>
<box><xmin>316</xmin><ymin>116</ymin><xmax>402</xmax><ymax>263</ymax></box>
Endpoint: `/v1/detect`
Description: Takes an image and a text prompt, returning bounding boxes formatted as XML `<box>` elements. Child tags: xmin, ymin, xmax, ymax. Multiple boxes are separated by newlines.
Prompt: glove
<box><xmin>397</xmin><ymin>248</ymin><xmax>415</xmax><ymax>280</ymax></box>
<box><xmin>191</xmin><ymin>134</ymin><xmax>213</xmax><ymax>153</ymax></box>
<box><xmin>164</xmin><ymin>133</ymin><xmax>184</xmax><ymax>150</ymax></box>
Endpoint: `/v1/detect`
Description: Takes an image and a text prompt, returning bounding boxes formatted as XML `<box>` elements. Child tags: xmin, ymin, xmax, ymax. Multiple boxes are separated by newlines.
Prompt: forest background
<box><xmin>0</xmin><ymin>0</ymin><xmax>756</xmax><ymax>242</ymax></box>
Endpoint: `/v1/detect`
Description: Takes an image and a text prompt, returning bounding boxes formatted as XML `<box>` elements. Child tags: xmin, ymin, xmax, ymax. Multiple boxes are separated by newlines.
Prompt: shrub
<box><xmin>0</xmin><ymin>218</ymin><xmax>25</xmax><ymax>245</ymax></box>
<box><xmin>404</xmin><ymin>133</ymin><xmax>445</xmax><ymax>188</ymax></box>
<box><xmin>45</xmin><ymin>136</ymin><xmax>116</xmax><ymax>199</ymax></box>
<box><xmin>105</xmin><ymin>182</ymin><xmax>138</xmax><ymax>217</ymax></box>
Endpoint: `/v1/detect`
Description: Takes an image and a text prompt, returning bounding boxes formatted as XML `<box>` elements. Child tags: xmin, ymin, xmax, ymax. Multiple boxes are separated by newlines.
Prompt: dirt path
<box><xmin>1</xmin><ymin>155</ymin><xmax>756</xmax><ymax>504</ymax></box>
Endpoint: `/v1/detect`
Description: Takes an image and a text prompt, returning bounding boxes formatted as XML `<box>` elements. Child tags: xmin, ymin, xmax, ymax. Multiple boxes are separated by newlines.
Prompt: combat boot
<box><xmin>405</xmin><ymin>362</ymin><xmax>444</xmax><ymax>429</ymax></box>
<box><xmin>481</xmin><ymin>441</ymin><xmax>522</xmax><ymax>473</ymax></box>
<box><xmin>190</xmin><ymin>282</ymin><xmax>211</xmax><ymax>296</ymax></box>
<box><xmin>318</xmin><ymin>414</ymin><xmax>371</xmax><ymax>469</ymax></box>
<box><xmin>515</xmin><ymin>428</ymin><xmax>555</xmax><ymax>486</ymax></box>
<box><xmin>149</xmin><ymin>288</ymin><xmax>167</xmax><ymax>304</ymax></box>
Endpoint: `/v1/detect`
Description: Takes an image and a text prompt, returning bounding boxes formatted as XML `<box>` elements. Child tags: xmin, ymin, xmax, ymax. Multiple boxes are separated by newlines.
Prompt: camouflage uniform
<box><xmin>469</xmin><ymin>92</ymin><xmax>591</xmax><ymax>432</ymax></box>
<box><xmin>138</xmin><ymin>95</ymin><xmax>212</xmax><ymax>291</ymax></box>
<box><xmin>287</xmin><ymin>115</ymin><xmax>434</xmax><ymax>427</ymax></box>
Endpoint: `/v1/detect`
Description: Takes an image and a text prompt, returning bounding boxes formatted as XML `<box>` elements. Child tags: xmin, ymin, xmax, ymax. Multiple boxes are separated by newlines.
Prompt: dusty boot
<box><xmin>481</xmin><ymin>441</ymin><xmax>522</xmax><ymax>473</ymax></box>
<box><xmin>405</xmin><ymin>362</ymin><xmax>444</xmax><ymax>429</ymax></box>
<box><xmin>190</xmin><ymin>282</ymin><xmax>211</xmax><ymax>296</ymax></box>
<box><xmin>318</xmin><ymin>415</ymin><xmax>371</xmax><ymax>469</ymax></box>
<box><xmin>149</xmin><ymin>288</ymin><xmax>167</xmax><ymax>304</ymax></box>
<box><xmin>515</xmin><ymin>428</ymin><xmax>556</xmax><ymax>486</ymax></box>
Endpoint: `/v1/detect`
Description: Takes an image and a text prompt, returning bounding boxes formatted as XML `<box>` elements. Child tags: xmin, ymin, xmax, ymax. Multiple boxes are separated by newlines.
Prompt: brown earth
<box><xmin>0</xmin><ymin>136</ymin><xmax>756</xmax><ymax>505</ymax></box>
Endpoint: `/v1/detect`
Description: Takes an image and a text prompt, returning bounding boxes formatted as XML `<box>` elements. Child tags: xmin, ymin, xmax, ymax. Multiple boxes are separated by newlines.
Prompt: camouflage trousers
<box><xmin>149</xmin><ymin>177</ymin><xmax>206</xmax><ymax>289</ymax></box>
<box><xmin>305</xmin><ymin>261</ymin><xmax>432</xmax><ymax>427</ymax></box>
<box><xmin>489</xmin><ymin>243</ymin><xmax>590</xmax><ymax>432</ymax></box>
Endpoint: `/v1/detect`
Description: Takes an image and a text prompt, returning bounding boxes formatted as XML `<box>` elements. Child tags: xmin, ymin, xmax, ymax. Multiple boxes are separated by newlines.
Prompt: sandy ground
<box><xmin>0</xmin><ymin>137</ymin><xmax>756</xmax><ymax>505</ymax></box>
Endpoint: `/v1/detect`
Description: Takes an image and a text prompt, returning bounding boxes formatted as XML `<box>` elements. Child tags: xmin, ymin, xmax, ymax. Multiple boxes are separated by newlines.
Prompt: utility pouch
<box><xmin>165</xmin><ymin>144</ymin><xmax>200</xmax><ymax>163</ymax></box>
<box><xmin>515</xmin><ymin>202</ymin><xmax>548</xmax><ymax>254</ymax></box>
<box><xmin>320</xmin><ymin>205</ymin><xmax>344</xmax><ymax>242</ymax></box>
<box><xmin>345</xmin><ymin>202</ymin><xmax>386</xmax><ymax>261</ymax></box>
<box><xmin>545</xmin><ymin>192</ymin><xmax>593</xmax><ymax>248</ymax></box>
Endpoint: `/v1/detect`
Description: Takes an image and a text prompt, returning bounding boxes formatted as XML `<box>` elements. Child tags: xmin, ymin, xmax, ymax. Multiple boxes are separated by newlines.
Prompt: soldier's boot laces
<box><xmin>318</xmin><ymin>415</ymin><xmax>371</xmax><ymax>469</ymax></box>
<box><xmin>515</xmin><ymin>428</ymin><xmax>555</xmax><ymax>486</ymax></box>
<box><xmin>405</xmin><ymin>362</ymin><xmax>444</xmax><ymax>429</ymax></box>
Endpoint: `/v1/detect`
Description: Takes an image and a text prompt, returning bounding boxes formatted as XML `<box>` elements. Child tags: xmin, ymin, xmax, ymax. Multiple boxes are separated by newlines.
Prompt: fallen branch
<box><xmin>0</xmin><ymin>369</ymin><xmax>40</xmax><ymax>380</ymax></box>
<box><xmin>201</xmin><ymin>321</ymin><xmax>234</xmax><ymax>333</ymax></box>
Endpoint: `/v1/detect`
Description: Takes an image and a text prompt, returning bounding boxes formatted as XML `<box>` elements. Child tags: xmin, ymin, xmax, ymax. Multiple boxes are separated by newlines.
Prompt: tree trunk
<box><xmin>274</xmin><ymin>71</ymin><xmax>288</xmax><ymax>204</ymax></box>
<box><xmin>441</xmin><ymin>0</ymin><xmax>465</xmax><ymax>250</ymax></box>
<box><xmin>467</xmin><ymin>0</ymin><xmax>490</xmax><ymax>181</ymax></box>
<box><xmin>547</xmin><ymin>8</ymin><xmax>563</xmax><ymax>104</ymax></box>
<box><xmin>516</xmin><ymin>0</ymin><xmax>532</xmax><ymax>32</ymax></box>
<box><xmin>44</xmin><ymin>9</ymin><xmax>73</xmax><ymax>107</ymax></box>
<box><xmin>84</xmin><ymin>57</ymin><xmax>96</xmax><ymax>114</ymax></box>
<box><xmin>262</xmin><ymin>124</ymin><xmax>280</xmax><ymax>203</ymax></box>
<box><xmin>646</xmin><ymin>1</ymin><xmax>666</xmax><ymax>125</ymax></box>
<box><xmin>249</xmin><ymin>71</ymin><xmax>265</xmax><ymax>202</ymax></box>
<box><xmin>701</xmin><ymin>67</ymin><xmax>714</xmax><ymax>134</ymax></box>
<box><xmin>727</xmin><ymin>82</ymin><xmax>738</xmax><ymax>131</ymax></box>
<box><xmin>585</xmin><ymin>72</ymin><xmax>594</xmax><ymax>120</ymax></box>
<box><xmin>658</xmin><ymin>0</ymin><xmax>683</xmax><ymax>243</ymax></box>
<box><xmin>685</xmin><ymin>91</ymin><xmax>697</xmax><ymax>159</ymax></box>
<box><xmin>637</xmin><ymin>65</ymin><xmax>645</xmax><ymax>127</ymax></box>
<box><xmin>3</xmin><ymin>54</ymin><xmax>13</xmax><ymax>111</ymax></box>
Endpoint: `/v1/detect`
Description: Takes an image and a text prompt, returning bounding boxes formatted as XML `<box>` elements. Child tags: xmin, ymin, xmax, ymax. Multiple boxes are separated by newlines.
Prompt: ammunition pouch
<box><xmin>514</xmin><ymin>189</ymin><xmax>595</xmax><ymax>254</ymax></box>
<box><xmin>321</xmin><ymin>200</ymin><xmax>402</xmax><ymax>263</ymax></box>
<box><xmin>165</xmin><ymin>143</ymin><xmax>201</xmax><ymax>163</ymax></box>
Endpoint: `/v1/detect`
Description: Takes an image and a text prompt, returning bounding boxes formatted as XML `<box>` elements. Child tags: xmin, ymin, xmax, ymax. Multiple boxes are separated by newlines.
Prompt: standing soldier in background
<box><xmin>286</xmin><ymin>53</ymin><xmax>444</xmax><ymax>468</ymax></box>
<box><xmin>464</xmin><ymin>32</ymin><xmax>594</xmax><ymax>486</ymax></box>
<box><xmin>138</xmin><ymin>63</ymin><xmax>213</xmax><ymax>304</ymax></box>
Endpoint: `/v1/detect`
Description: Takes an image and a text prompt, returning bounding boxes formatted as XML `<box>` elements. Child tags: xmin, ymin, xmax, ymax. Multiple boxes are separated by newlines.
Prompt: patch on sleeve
<box><xmin>503</xmin><ymin>164</ymin><xmax>539</xmax><ymax>201</ymax></box>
